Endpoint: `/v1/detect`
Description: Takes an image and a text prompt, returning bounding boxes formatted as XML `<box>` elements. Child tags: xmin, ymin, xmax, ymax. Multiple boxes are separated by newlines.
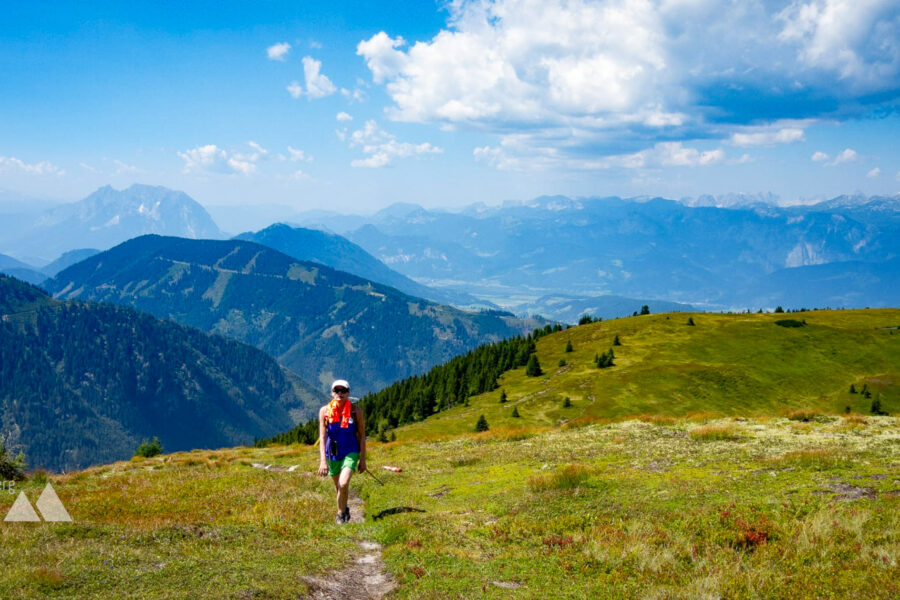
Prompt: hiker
<box><xmin>317</xmin><ymin>379</ymin><xmax>367</xmax><ymax>523</ymax></box>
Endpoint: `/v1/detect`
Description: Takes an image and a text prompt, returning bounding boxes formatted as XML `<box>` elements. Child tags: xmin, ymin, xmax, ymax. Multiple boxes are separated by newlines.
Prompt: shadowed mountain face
<box><xmin>0</xmin><ymin>275</ymin><xmax>318</xmax><ymax>471</ymax></box>
<box><xmin>44</xmin><ymin>235</ymin><xmax>542</xmax><ymax>394</ymax></box>
<box><xmin>2</xmin><ymin>184</ymin><xmax>223</xmax><ymax>261</ymax></box>
<box><xmin>234</xmin><ymin>224</ymin><xmax>485</xmax><ymax>307</ymax></box>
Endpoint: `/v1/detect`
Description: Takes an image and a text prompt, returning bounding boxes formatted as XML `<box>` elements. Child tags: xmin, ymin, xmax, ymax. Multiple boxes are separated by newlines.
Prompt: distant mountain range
<box><xmin>45</xmin><ymin>235</ymin><xmax>544</xmax><ymax>394</ymax></box>
<box><xmin>285</xmin><ymin>194</ymin><xmax>900</xmax><ymax>311</ymax></box>
<box><xmin>0</xmin><ymin>275</ymin><xmax>318</xmax><ymax>471</ymax></box>
<box><xmin>0</xmin><ymin>184</ymin><xmax>223</xmax><ymax>262</ymax></box>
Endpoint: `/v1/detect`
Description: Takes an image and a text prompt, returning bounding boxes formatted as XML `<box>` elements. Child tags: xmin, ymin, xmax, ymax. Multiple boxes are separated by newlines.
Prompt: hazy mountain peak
<box><xmin>7</xmin><ymin>184</ymin><xmax>224</xmax><ymax>261</ymax></box>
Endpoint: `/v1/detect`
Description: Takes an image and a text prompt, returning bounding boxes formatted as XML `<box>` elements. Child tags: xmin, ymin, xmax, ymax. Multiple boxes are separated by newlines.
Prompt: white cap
<box><xmin>331</xmin><ymin>379</ymin><xmax>350</xmax><ymax>391</ymax></box>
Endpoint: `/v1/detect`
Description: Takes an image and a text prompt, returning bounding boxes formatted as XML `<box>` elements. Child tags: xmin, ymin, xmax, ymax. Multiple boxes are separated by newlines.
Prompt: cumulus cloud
<box><xmin>346</xmin><ymin>120</ymin><xmax>442</xmax><ymax>168</ymax></box>
<box><xmin>178</xmin><ymin>143</ymin><xmax>263</xmax><ymax>175</ymax></box>
<box><xmin>777</xmin><ymin>0</ymin><xmax>900</xmax><ymax>91</ymax></box>
<box><xmin>336</xmin><ymin>111</ymin><xmax>353</xmax><ymax>122</ymax></box>
<box><xmin>0</xmin><ymin>156</ymin><xmax>64</xmax><ymax>176</ymax></box>
<box><xmin>359</xmin><ymin>0</ymin><xmax>900</xmax><ymax>169</ymax></box>
<box><xmin>302</xmin><ymin>56</ymin><xmax>337</xmax><ymax>98</ymax></box>
<box><xmin>812</xmin><ymin>151</ymin><xmax>830</xmax><ymax>162</ymax></box>
<box><xmin>286</xmin><ymin>57</ymin><xmax>337</xmax><ymax>99</ymax></box>
<box><xmin>267</xmin><ymin>42</ymin><xmax>291</xmax><ymax>61</ymax></box>
<box><xmin>867</xmin><ymin>167</ymin><xmax>881</xmax><ymax>178</ymax></box>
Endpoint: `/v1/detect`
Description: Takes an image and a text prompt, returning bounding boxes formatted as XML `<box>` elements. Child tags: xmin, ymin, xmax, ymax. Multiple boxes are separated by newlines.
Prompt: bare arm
<box><xmin>317</xmin><ymin>406</ymin><xmax>328</xmax><ymax>476</ymax></box>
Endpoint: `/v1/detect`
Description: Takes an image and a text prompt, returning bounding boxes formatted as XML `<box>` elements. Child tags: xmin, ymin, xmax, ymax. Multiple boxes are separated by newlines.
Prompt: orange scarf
<box><xmin>328</xmin><ymin>398</ymin><xmax>352</xmax><ymax>428</ymax></box>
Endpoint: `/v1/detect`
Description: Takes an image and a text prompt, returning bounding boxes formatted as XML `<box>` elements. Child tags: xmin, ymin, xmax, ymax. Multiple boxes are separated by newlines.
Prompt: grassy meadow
<box><xmin>1</xmin><ymin>309</ymin><xmax>898</xmax><ymax>598</ymax></box>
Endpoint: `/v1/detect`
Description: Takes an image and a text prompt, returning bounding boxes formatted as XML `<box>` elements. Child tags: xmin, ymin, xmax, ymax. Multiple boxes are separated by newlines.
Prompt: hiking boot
<box><xmin>342</xmin><ymin>507</ymin><xmax>351</xmax><ymax>523</ymax></box>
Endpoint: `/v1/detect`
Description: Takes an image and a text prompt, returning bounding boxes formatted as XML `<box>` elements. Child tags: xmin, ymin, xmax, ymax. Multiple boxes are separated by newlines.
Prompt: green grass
<box><xmin>395</xmin><ymin>309</ymin><xmax>900</xmax><ymax>440</ymax></box>
<box><xmin>1</xmin><ymin>310</ymin><xmax>898</xmax><ymax>598</ymax></box>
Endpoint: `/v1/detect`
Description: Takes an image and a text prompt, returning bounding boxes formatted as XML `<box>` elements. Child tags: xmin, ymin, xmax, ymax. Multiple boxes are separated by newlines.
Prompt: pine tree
<box><xmin>613</xmin><ymin>334</ymin><xmax>621</xmax><ymax>346</ymax></box>
<box><xmin>849</xmin><ymin>384</ymin><xmax>857</xmax><ymax>394</ymax></box>
<box><xmin>475</xmin><ymin>414</ymin><xmax>489</xmax><ymax>432</ymax></box>
<box><xmin>687</xmin><ymin>317</ymin><xmax>695</xmax><ymax>326</ymax></box>
<box><xmin>578</xmin><ymin>314</ymin><xmax>593</xmax><ymax>325</ymax></box>
<box><xmin>499</xmin><ymin>389</ymin><xmax>508</xmax><ymax>403</ymax></box>
<box><xmin>511</xmin><ymin>407</ymin><xmax>520</xmax><ymax>418</ymax></box>
<box><xmin>525</xmin><ymin>354</ymin><xmax>543</xmax><ymax>377</ymax></box>
<box><xmin>565</xmin><ymin>339</ymin><xmax>573</xmax><ymax>352</ymax></box>
<box><xmin>390</xmin><ymin>431</ymin><xmax>396</xmax><ymax>442</ymax></box>
<box><xmin>640</xmin><ymin>305</ymin><xmax>650</xmax><ymax>315</ymax></box>
<box><xmin>562</xmin><ymin>396</ymin><xmax>572</xmax><ymax>408</ymax></box>
<box><xmin>558</xmin><ymin>358</ymin><xmax>566</xmax><ymax>367</ymax></box>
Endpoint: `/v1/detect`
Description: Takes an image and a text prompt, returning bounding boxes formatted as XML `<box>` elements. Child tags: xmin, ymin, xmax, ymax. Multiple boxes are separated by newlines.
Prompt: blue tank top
<box><xmin>325</xmin><ymin>409</ymin><xmax>360</xmax><ymax>460</ymax></box>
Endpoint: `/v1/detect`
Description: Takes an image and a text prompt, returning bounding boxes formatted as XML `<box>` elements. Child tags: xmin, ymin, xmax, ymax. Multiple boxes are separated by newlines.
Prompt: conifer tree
<box><xmin>565</xmin><ymin>339</ymin><xmax>573</xmax><ymax>352</ymax></box>
<box><xmin>640</xmin><ymin>305</ymin><xmax>650</xmax><ymax>315</ymax></box>
<box><xmin>558</xmin><ymin>358</ymin><xmax>566</xmax><ymax>367</ymax></box>
<box><xmin>475</xmin><ymin>414</ymin><xmax>489</xmax><ymax>432</ymax></box>
<box><xmin>525</xmin><ymin>354</ymin><xmax>543</xmax><ymax>377</ymax></box>
<box><xmin>687</xmin><ymin>317</ymin><xmax>695</xmax><ymax>326</ymax></box>
<box><xmin>499</xmin><ymin>389</ymin><xmax>508</xmax><ymax>403</ymax></box>
<box><xmin>562</xmin><ymin>396</ymin><xmax>572</xmax><ymax>408</ymax></box>
<box><xmin>613</xmin><ymin>334</ymin><xmax>621</xmax><ymax>346</ymax></box>
<box><xmin>511</xmin><ymin>406</ymin><xmax>520</xmax><ymax>418</ymax></box>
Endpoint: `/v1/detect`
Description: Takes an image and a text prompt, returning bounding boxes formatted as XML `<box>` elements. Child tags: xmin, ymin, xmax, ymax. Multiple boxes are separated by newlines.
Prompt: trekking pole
<box><xmin>365</xmin><ymin>469</ymin><xmax>385</xmax><ymax>486</ymax></box>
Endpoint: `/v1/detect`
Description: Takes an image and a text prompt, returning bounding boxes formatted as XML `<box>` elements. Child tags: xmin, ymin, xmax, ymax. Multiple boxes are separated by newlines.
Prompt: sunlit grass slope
<box><xmin>3</xmin><ymin>415</ymin><xmax>895</xmax><ymax>599</ymax></box>
<box><xmin>395</xmin><ymin>309</ymin><xmax>900</xmax><ymax>440</ymax></box>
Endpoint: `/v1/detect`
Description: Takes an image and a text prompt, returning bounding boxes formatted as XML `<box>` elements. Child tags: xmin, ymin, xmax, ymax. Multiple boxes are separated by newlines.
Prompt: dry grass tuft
<box><xmin>689</xmin><ymin>425</ymin><xmax>741</xmax><ymax>441</ymax></box>
<box><xmin>785</xmin><ymin>409</ymin><xmax>819</xmax><ymax>422</ymax></box>
<box><xmin>528</xmin><ymin>464</ymin><xmax>591</xmax><ymax>492</ymax></box>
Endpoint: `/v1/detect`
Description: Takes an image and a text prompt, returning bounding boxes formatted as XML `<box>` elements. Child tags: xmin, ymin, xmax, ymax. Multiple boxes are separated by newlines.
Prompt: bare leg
<box><xmin>332</xmin><ymin>468</ymin><xmax>353</xmax><ymax>513</ymax></box>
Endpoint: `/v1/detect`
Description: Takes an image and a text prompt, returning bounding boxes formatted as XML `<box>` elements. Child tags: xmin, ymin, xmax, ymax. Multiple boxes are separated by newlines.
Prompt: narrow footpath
<box><xmin>251</xmin><ymin>463</ymin><xmax>396</xmax><ymax>599</ymax></box>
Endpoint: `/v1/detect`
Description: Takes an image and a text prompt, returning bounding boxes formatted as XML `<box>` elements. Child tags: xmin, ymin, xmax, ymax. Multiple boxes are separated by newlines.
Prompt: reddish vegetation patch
<box><xmin>543</xmin><ymin>535</ymin><xmax>574</xmax><ymax>548</ymax></box>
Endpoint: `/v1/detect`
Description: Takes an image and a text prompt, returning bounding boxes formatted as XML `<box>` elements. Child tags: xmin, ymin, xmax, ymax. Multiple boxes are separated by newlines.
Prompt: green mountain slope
<box><xmin>235</xmin><ymin>223</ymin><xmax>485</xmax><ymax>307</ymax></box>
<box><xmin>384</xmin><ymin>309</ymin><xmax>900</xmax><ymax>439</ymax></box>
<box><xmin>44</xmin><ymin>235</ymin><xmax>543</xmax><ymax>393</ymax></box>
<box><xmin>0</xmin><ymin>275</ymin><xmax>317</xmax><ymax>471</ymax></box>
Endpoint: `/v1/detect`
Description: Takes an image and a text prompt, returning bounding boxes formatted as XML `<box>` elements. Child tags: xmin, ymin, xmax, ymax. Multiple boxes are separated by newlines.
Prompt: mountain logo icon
<box><xmin>4</xmin><ymin>483</ymin><xmax>72</xmax><ymax>522</ymax></box>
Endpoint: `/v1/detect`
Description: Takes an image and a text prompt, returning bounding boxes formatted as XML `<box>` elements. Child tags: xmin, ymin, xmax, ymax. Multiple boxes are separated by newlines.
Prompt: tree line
<box><xmin>256</xmin><ymin>323</ymin><xmax>564</xmax><ymax>446</ymax></box>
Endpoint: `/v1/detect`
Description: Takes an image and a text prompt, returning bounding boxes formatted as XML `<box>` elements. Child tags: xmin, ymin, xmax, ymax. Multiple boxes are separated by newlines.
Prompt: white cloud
<box><xmin>359</xmin><ymin>0</ymin><xmax>900</xmax><ymax>169</ymax></box>
<box><xmin>302</xmin><ymin>56</ymin><xmax>337</xmax><ymax>99</ymax></box>
<box><xmin>356</xmin><ymin>32</ymin><xmax>408</xmax><ymax>84</ymax></box>
<box><xmin>812</xmin><ymin>151</ymin><xmax>830</xmax><ymax>162</ymax></box>
<box><xmin>867</xmin><ymin>167</ymin><xmax>881</xmax><ymax>178</ymax></box>
<box><xmin>287</xmin><ymin>146</ymin><xmax>311</xmax><ymax>162</ymax></box>
<box><xmin>475</xmin><ymin>140</ymin><xmax>724</xmax><ymax>171</ymax></box>
<box><xmin>286</xmin><ymin>81</ymin><xmax>303</xmax><ymax>99</ymax></box>
<box><xmin>346</xmin><ymin>120</ymin><xmax>442</xmax><ymax>168</ymax></box>
<box><xmin>0</xmin><ymin>156</ymin><xmax>64</xmax><ymax>176</ymax></box>
<box><xmin>336</xmin><ymin>111</ymin><xmax>353</xmax><ymax>122</ymax></box>
<box><xmin>267</xmin><ymin>42</ymin><xmax>291</xmax><ymax>61</ymax></box>
<box><xmin>247</xmin><ymin>141</ymin><xmax>268</xmax><ymax>156</ymax></box>
<box><xmin>178</xmin><ymin>144</ymin><xmax>261</xmax><ymax>175</ymax></box>
<box><xmin>730</xmin><ymin>127</ymin><xmax>806</xmax><ymax>147</ymax></box>
<box><xmin>828</xmin><ymin>148</ymin><xmax>857</xmax><ymax>166</ymax></box>
<box><xmin>777</xmin><ymin>0</ymin><xmax>900</xmax><ymax>91</ymax></box>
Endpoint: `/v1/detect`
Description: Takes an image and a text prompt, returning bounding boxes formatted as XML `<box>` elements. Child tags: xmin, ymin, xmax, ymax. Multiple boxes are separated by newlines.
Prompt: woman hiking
<box><xmin>317</xmin><ymin>379</ymin><xmax>367</xmax><ymax>523</ymax></box>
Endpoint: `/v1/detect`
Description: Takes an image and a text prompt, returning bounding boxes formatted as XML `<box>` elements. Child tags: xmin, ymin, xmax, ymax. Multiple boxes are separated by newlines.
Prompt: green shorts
<box><xmin>327</xmin><ymin>453</ymin><xmax>360</xmax><ymax>477</ymax></box>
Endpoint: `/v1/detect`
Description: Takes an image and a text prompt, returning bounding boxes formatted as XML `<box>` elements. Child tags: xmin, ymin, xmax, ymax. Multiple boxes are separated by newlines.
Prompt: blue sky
<box><xmin>1</xmin><ymin>0</ymin><xmax>899</xmax><ymax>212</ymax></box>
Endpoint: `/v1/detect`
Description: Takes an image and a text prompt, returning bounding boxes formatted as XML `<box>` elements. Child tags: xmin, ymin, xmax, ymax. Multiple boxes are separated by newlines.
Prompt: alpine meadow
<box><xmin>2</xmin><ymin>1</ymin><xmax>900</xmax><ymax>599</ymax></box>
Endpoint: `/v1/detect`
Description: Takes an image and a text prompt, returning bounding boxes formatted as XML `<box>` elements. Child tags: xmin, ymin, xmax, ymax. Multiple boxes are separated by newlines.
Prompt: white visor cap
<box><xmin>331</xmin><ymin>379</ymin><xmax>350</xmax><ymax>392</ymax></box>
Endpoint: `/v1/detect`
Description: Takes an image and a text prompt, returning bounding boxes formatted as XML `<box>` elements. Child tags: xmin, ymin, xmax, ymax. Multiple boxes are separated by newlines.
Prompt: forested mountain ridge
<box><xmin>235</xmin><ymin>224</ymin><xmax>485</xmax><ymax>307</ymax></box>
<box><xmin>0</xmin><ymin>275</ymin><xmax>317</xmax><ymax>471</ymax></box>
<box><xmin>44</xmin><ymin>235</ymin><xmax>543</xmax><ymax>394</ymax></box>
